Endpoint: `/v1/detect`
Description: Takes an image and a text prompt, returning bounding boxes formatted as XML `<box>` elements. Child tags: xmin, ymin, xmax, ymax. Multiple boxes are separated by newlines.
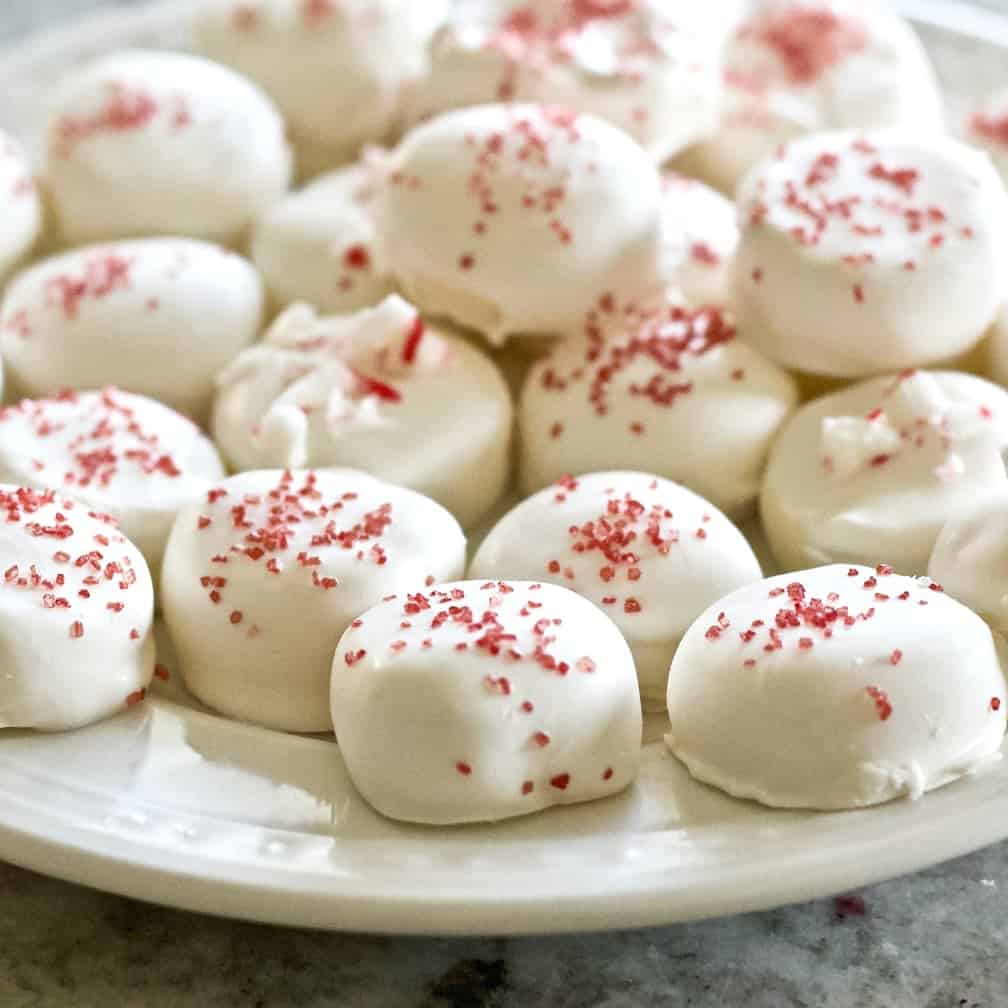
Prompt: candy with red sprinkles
<box><xmin>213</xmin><ymin>294</ymin><xmax>512</xmax><ymax>531</ymax></box>
<box><xmin>377</xmin><ymin>102</ymin><xmax>668</xmax><ymax>345</ymax></box>
<box><xmin>43</xmin><ymin>50</ymin><xmax>291</xmax><ymax>246</ymax></box>
<box><xmin>472</xmin><ymin>472</ymin><xmax>762</xmax><ymax>710</ymax></box>
<box><xmin>735</xmin><ymin>129</ymin><xmax>1008</xmax><ymax>380</ymax></box>
<box><xmin>0</xmin><ymin>488</ymin><xmax>155</xmax><ymax>729</ymax></box>
<box><xmin>521</xmin><ymin>294</ymin><xmax>797</xmax><ymax>516</ymax></box>
<box><xmin>764</xmin><ymin>370</ymin><xmax>1008</xmax><ymax>575</ymax></box>
<box><xmin>330</xmin><ymin>579</ymin><xmax>641</xmax><ymax>824</ymax></box>
<box><xmin>161</xmin><ymin>468</ymin><xmax>466</xmax><ymax>733</ymax></box>
<box><xmin>667</xmin><ymin>564</ymin><xmax>1007</xmax><ymax>810</ymax></box>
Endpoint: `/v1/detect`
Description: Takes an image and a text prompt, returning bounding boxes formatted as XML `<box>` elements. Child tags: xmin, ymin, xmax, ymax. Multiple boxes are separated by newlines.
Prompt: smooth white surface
<box><xmin>376</xmin><ymin>103</ymin><xmax>665</xmax><ymax>344</ymax></box>
<box><xmin>666</xmin><ymin>565</ymin><xmax>1006</xmax><ymax>809</ymax></box>
<box><xmin>331</xmin><ymin>580</ymin><xmax>642</xmax><ymax>825</ymax></box>
<box><xmin>43</xmin><ymin>48</ymin><xmax>292</xmax><ymax>244</ymax></box>
<box><xmin>734</xmin><ymin>129</ymin><xmax>1008</xmax><ymax>378</ymax></box>
<box><xmin>1</xmin><ymin>0</ymin><xmax>1008</xmax><ymax>936</ymax></box>
<box><xmin>0</xmin><ymin>238</ymin><xmax>264</xmax><ymax>421</ymax></box>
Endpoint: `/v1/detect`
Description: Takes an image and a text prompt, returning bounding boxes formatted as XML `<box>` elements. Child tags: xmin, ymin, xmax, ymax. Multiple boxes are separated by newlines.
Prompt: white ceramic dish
<box><xmin>0</xmin><ymin>0</ymin><xmax>1007</xmax><ymax>935</ymax></box>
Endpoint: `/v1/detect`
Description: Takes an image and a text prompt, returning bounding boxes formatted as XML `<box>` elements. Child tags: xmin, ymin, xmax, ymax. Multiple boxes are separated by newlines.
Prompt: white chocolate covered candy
<box><xmin>212</xmin><ymin>296</ymin><xmax>513</xmax><ymax>529</ymax></box>
<box><xmin>0</xmin><ymin>239</ymin><xmax>264</xmax><ymax>420</ymax></box>
<box><xmin>331</xmin><ymin>579</ymin><xmax>642</xmax><ymax>824</ymax></box>
<box><xmin>195</xmin><ymin>0</ymin><xmax>448</xmax><ymax>174</ymax></box>
<box><xmin>520</xmin><ymin>299</ymin><xmax>798</xmax><ymax>517</ymax></box>
<box><xmin>251</xmin><ymin>161</ymin><xmax>396</xmax><ymax>314</ymax></box>
<box><xmin>161</xmin><ymin>468</ymin><xmax>466</xmax><ymax>732</ymax></box>
<box><xmin>0</xmin><ymin>389</ymin><xmax>225</xmax><ymax>576</ymax></box>
<box><xmin>929</xmin><ymin>492</ymin><xmax>1008</xmax><ymax>636</ymax></box>
<box><xmin>0</xmin><ymin>131</ymin><xmax>42</xmax><ymax>282</ymax></box>
<box><xmin>686</xmin><ymin>0</ymin><xmax>943</xmax><ymax>194</ymax></box>
<box><xmin>735</xmin><ymin>130</ymin><xmax>1008</xmax><ymax>378</ymax></box>
<box><xmin>761</xmin><ymin>370</ymin><xmax>1008</xmax><ymax>574</ymax></box>
<box><xmin>0</xmin><ymin>486</ymin><xmax>155</xmax><ymax>731</ymax></box>
<box><xmin>410</xmin><ymin>0</ymin><xmax>722</xmax><ymax>164</ymax></box>
<box><xmin>376</xmin><ymin>103</ymin><xmax>665</xmax><ymax>344</ymax></box>
<box><xmin>660</xmin><ymin>172</ymin><xmax>739</xmax><ymax>308</ymax></box>
<box><xmin>666</xmin><ymin>565</ymin><xmax>1007</xmax><ymax>809</ymax></box>
<box><xmin>966</xmin><ymin>90</ymin><xmax>1008</xmax><ymax>186</ymax></box>
<box><xmin>44</xmin><ymin>50</ymin><xmax>292</xmax><ymax>244</ymax></box>
<box><xmin>470</xmin><ymin>472</ymin><xmax>762</xmax><ymax>708</ymax></box>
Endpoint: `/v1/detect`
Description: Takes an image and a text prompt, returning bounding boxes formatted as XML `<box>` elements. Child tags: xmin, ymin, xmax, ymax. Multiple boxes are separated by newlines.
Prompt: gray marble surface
<box><xmin>3</xmin><ymin>2</ymin><xmax>1008</xmax><ymax>1006</ymax></box>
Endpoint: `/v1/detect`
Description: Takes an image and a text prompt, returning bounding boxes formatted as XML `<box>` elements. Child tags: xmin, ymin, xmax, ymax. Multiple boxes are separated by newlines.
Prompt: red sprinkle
<box><xmin>865</xmin><ymin>686</ymin><xmax>893</xmax><ymax>721</ymax></box>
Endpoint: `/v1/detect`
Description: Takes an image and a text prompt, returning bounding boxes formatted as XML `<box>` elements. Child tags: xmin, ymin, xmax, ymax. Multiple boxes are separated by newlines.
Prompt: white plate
<box><xmin>1</xmin><ymin>0</ymin><xmax>1008</xmax><ymax>936</ymax></box>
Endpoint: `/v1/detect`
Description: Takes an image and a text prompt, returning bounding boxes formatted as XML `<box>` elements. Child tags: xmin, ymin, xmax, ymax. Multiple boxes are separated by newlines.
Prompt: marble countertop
<box><xmin>2</xmin><ymin>2</ymin><xmax>1008</xmax><ymax>1005</ymax></box>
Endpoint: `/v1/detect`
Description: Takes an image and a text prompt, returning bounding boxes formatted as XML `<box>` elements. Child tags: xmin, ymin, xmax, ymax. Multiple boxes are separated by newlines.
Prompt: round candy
<box><xmin>212</xmin><ymin>296</ymin><xmax>513</xmax><ymax>529</ymax></box>
<box><xmin>195</xmin><ymin>0</ymin><xmax>447</xmax><ymax>175</ymax></box>
<box><xmin>966</xmin><ymin>90</ymin><xmax>1008</xmax><ymax>186</ymax></box>
<box><xmin>519</xmin><ymin>299</ymin><xmax>798</xmax><ymax>517</ymax></box>
<box><xmin>469</xmin><ymin>472</ymin><xmax>762</xmax><ymax>708</ymax></box>
<box><xmin>161</xmin><ymin>468</ymin><xmax>466</xmax><ymax>732</ymax></box>
<box><xmin>734</xmin><ymin>130</ymin><xmax>1008</xmax><ymax>378</ymax></box>
<box><xmin>929</xmin><ymin>492</ymin><xmax>1008</xmax><ymax>636</ymax></box>
<box><xmin>376</xmin><ymin>103</ymin><xmax>665</xmax><ymax>344</ymax></box>
<box><xmin>761</xmin><ymin>370</ymin><xmax>1008</xmax><ymax>575</ymax></box>
<box><xmin>0</xmin><ymin>486</ymin><xmax>155</xmax><ymax>731</ymax></box>
<box><xmin>659</xmin><ymin>172</ymin><xmax>739</xmax><ymax>308</ymax></box>
<box><xmin>0</xmin><ymin>389</ymin><xmax>225</xmax><ymax>576</ymax></box>
<box><xmin>0</xmin><ymin>238</ymin><xmax>264</xmax><ymax>421</ymax></box>
<box><xmin>0</xmin><ymin>131</ymin><xmax>42</xmax><ymax>282</ymax></box>
<box><xmin>410</xmin><ymin>0</ymin><xmax>723</xmax><ymax>164</ymax></box>
<box><xmin>251</xmin><ymin>160</ymin><xmax>396</xmax><ymax>314</ymax></box>
<box><xmin>44</xmin><ymin>50</ymin><xmax>292</xmax><ymax>244</ymax></box>
<box><xmin>331</xmin><ymin>579</ymin><xmax>642</xmax><ymax>824</ymax></box>
<box><xmin>666</xmin><ymin>565</ymin><xmax>1006</xmax><ymax>809</ymax></box>
<box><xmin>685</xmin><ymin>0</ymin><xmax>942</xmax><ymax>194</ymax></box>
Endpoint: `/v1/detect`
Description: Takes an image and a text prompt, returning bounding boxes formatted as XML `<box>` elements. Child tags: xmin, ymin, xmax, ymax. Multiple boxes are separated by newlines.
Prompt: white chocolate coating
<box><xmin>0</xmin><ymin>390</ymin><xmax>225</xmax><ymax>577</ymax></box>
<box><xmin>251</xmin><ymin>161</ymin><xmax>396</xmax><ymax>314</ymax></box>
<box><xmin>929</xmin><ymin>492</ymin><xmax>1008</xmax><ymax>637</ymax></box>
<box><xmin>0</xmin><ymin>132</ymin><xmax>42</xmax><ymax>282</ymax></box>
<box><xmin>0</xmin><ymin>486</ymin><xmax>155</xmax><ymax>731</ymax></box>
<box><xmin>331</xmin><ymin>579</ymin><xmax>642</xmax><ymax>824</ymax></box>
<box><xmin>161</xmin><ymin>468</ymin><xmax>467</xmax><ymax>732</ymax></box>
<box><xmin>376</xmin><ymin>103</ymin><xmax>665</xmax><ymax>344</ymax></box>
<box><xmin>666</xmin><ymin>565</ymin><xmax>1007</xmax><ymax>809</ymax></box>
<box><xmin>687</xmin><ymin>0</ymin><xmax>943</xmax><ymax>194</ymax></box>
<box><xmin>44</xmin><ymin>50</ymin><xmax>292</xmax><ymax>244</ymax></box>
<box><xmin>0</xmin><ymin>239</ymin><xmax>265</xmax><ymax>421</ymax></box>
<box><xmin>966</xmin><ymin>90</ymin><xmax>1008</xmax><ymax>186</ymax></box>
<box><xmin>469</xmin><ymin>472</ymin><xmax>762</xmax><ymax>708</ymax></box>
<box><xmin>212</xmin><ymin>296</ymin><xmax>513</xmax><ymax>529</ymax></box>
<box><xmin>735</xmin><ymin>130</ymin><xmax>1008</xmax><ymax>378</ymax></box>
<box><xmin>519</xmin><ymin>299</ymin><xmax>798</xmax><ymax>517</ymax></box>
<box><xmin>660</xmin><ymin>172</ymin><xmax>739</xmax><ymax>308</ymax></box>
<box><xmin>195</xmin><ymin>0</ymin><xmax>448</xmax><ymax>174</ymax></box>
<box><xmin>761</xmin><ymin>370</ymin><xmax>1008</xmax><ymax>575</ymax></box>
<box><xmin>409</xmin><ymin>0</ymin><xmax>722</xmax><ymax>163</ymax></box>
